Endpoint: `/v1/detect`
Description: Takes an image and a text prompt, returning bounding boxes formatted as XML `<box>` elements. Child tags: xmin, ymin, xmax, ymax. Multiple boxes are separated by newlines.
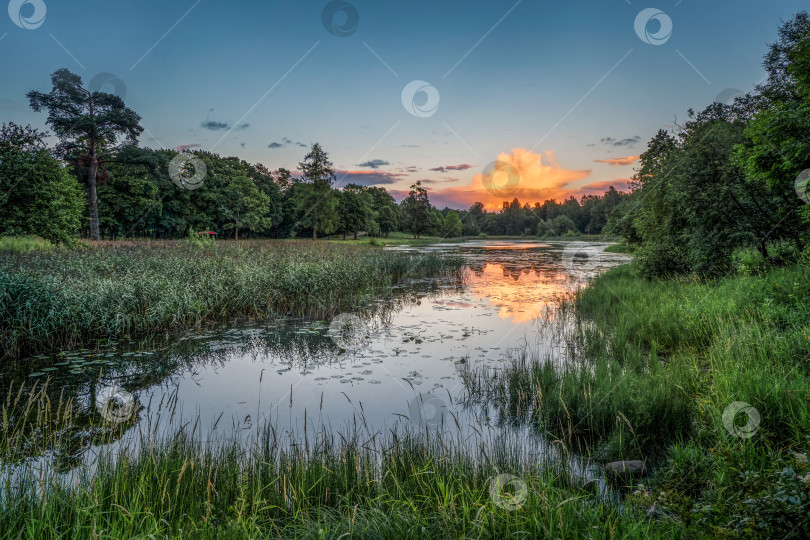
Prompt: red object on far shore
<box><xmin>197</xmin><ymin>231</ymin><xmax>218</xmax><ymax>237</ymax></box>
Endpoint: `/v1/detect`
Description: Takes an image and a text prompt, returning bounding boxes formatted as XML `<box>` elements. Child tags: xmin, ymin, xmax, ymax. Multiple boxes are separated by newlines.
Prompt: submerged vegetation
<box><xmin>0</xmin><ymin>240</ymin><xmax>461</xmax><ymax>359</ymax></box>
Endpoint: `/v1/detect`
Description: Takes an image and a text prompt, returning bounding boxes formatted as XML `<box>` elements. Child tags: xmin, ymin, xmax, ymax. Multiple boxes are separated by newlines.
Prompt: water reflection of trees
<box><xmin>461</xmin><ymin>246</ymin><xmax>568</xmax><ymax>282</ymax></box>
<box><xmin>0</xmin><ymin>346</ymin><xmax>212</xmax><ymax>471</ymax></box>
<box><xmin>0</xmin><ymin>276</ymin><xmax>464</xmax><ymax>468</ymax></box>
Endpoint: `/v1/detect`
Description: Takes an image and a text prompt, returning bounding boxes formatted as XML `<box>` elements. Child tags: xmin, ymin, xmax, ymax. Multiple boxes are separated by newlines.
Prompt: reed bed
<box><xmin>0</xmin><ymin>240</ymin><xmax>462</xmax><ymax>359</ymax></box>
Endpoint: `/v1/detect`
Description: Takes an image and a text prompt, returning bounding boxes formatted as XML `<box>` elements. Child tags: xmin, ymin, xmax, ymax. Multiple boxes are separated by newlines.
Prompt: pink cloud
<box><xmin>594</xmin><ymin>155</ymin><xmax>640</xmax><ymax>166</ymax></box>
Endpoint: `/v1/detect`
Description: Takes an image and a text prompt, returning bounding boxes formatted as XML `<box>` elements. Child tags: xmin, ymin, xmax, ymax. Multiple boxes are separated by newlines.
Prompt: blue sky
<box><xmin>1</xmin><ymin>0</ymin><xmax>807</xmax><ymax>208</ymax></box>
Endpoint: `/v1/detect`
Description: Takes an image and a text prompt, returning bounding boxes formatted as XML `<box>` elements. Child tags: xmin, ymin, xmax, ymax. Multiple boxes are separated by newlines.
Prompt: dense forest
<box><xmin>609</xmin><ymin>12</ymin><xmax>810</xmax><ymax>277</ymax></box>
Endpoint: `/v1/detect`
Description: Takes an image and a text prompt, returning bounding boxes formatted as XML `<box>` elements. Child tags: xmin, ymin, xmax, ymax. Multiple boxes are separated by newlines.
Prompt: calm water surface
<box><xmin>7</xmin><ymin>240</ymin><xmax>629</xmax><ymax>477</ymax></box>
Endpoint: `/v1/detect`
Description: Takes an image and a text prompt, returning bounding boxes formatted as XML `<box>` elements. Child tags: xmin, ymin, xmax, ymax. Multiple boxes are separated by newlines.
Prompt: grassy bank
<box><xmin>5</xmin><ymin>247</ymin><xmax>808</xmax><ymax>538</ymax></box>
<box><xmin>0</xmin><ymin>235</ymin><xmax>54</xmax><ymax>253</ymax></box>
<box><xmin>324</xmin><ymin>233</ymin><xmax>617</xmax><ymax>247</ymax></box>
<box><xmin>467</xmin><ymin>263</ymin><xmax>810</xmax><ymax>537</ymax></box>
<box><xmin>0</xmin><ymin>240</ymin><xmax>461</xmax><ymax>359</ymax></box>
<box><xmin>0</xmin><ymin>376</ymin><xmax>667</xmax><ymax>538</ymax></box>
<box><xmin>0</xmin><ymin>420</ymin><xmax>669</xmax><ymax>539</ymax></box>
<box><xmin>325</xmin><ymin>231</ymin><xmax>468</xmax><ymax>247</ymax></box>
<box><xmin>603</xmin><ymin>242</ymin><xmax>635</xmax><ymax>254</ymax></box>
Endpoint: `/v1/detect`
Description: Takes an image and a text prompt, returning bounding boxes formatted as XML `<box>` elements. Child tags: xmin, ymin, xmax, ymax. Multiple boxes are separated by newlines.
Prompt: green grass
<box><xmin>323</xmin><ymin>234</ymin><xmax>616</xmax><ymax>247</ymax></box>
<box><xmin>0</xmin><ymin>378</ymin><xmax>666</xmax><ymax>539</ymax></box>
<box><xmin>0</xmin><ymin>235</ymin><xmax>55</xmax><ymax>253</ymax></box>
<box><xmin>604</xmin><ymin>242</ymin><xmax>635</xmax><ymax>254</ymax></box>
<box><xmin>536</xmin><ymin>234</ymin><xmax>607</xmax><ymax>242</ymax></box>
<box><xmin>5</xmin><ymin>245</ymin><xmax>810</xmax><ymax>537</ymax></box>
<box><xmin>324</xmin><ymin>231</ymin><xmax>467</xmax><ymax>247</ymax></box>
<box><xmin>465</xmin><ymin>263</ymin><xmax>810</xmax><ymax>538</ymax></box>
<box><xmin>0</xmin><ymin>239</ymin><xmax>462</xmax><ymax>359</ymax></box>
<box><xmin>0</xmin><ymin>380</ymin><xmax>667</xmax><ymax>538</ymax></box>
<box><xmin>0</xmin><ymin>415</ymin><xmax>671</xmax><ymax>539</ymax></box>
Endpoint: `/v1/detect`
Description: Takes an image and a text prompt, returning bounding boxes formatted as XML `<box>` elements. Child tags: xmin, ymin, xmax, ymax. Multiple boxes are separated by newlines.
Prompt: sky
<box><xmin>1</xmin><ymin>0</ymin><xmax>807</xmax><ymax>209</ymax></box>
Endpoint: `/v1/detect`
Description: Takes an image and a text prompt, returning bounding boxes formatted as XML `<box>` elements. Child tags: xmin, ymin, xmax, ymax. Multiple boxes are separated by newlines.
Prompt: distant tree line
<box><xmin>456</xmin><ymin>187</ymin><xmax>626</xmax><ymax>238</ymax></box>
<box><xmin>0</xmin><ymin>69</ymin><xmax>625</xmax><ymax>244</ymax></box>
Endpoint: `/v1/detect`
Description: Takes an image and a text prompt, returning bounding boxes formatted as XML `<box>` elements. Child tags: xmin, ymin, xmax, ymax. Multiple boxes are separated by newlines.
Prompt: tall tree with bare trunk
<box><xmin>28</xmin><ymin>69</ymin><xmax>143</xmax><ymax>240</ymax></box>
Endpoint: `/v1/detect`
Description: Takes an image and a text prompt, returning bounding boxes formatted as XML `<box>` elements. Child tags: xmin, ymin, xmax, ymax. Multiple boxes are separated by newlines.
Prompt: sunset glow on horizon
<box><xmin>388</xmin><ymin>149</ymin><xmax>632</xmax><ymax>210</ymax></box>
<box><xmin>2</xmin><ymin>0</ymin><xmax>804</xmax><ymax>210</ymax></box>
<box><xmin>0</xmin><ymin>0</ymin><xmax>801</xmax><ymax>210</ymax></box>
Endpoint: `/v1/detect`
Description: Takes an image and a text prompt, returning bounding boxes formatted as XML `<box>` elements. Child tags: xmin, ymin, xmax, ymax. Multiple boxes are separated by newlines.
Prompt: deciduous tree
<box><xmin>0</xmin><ymin>123</ymin><xmax>84</xmax><ymax>244</ymax></box>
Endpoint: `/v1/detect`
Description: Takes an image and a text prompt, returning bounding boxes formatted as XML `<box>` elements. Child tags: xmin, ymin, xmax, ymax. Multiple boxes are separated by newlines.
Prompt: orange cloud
<box><xmin>594</xmin><ymin>155</ymin><xmax>640</xmax><ymax>166</ymax></box>
<box><xmin>427</xmin><ymin>149</ymin><xmax>591</xmax><ymax>211</ymax></box>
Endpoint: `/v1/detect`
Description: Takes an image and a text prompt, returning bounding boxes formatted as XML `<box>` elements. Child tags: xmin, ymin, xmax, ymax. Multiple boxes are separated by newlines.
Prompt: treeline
<box><xmin>1</xmin><ymin>69</ymin><xmax>626</xmax><ymax>244</ymax></box>
<box><xmin>605</xmin><ymin>12</ymin><xmax>810</xmax><ymax>278</ymax></box>
<box><xmin>456</xmin><ymin>187</ymin><xmax>626</xmax><ymax>238</ymax></box>
<box><xmin>0</xmin><ymin>125</ymin><xmax>407</xmax><ymax>242</ymax></box>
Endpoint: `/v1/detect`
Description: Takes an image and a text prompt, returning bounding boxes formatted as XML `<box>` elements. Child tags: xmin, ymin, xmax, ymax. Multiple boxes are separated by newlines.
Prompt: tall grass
<box><xmin>0</xmin><ymin>414</ymin><xmax>668</xmax><ymax>539</ymax></box>
<box><xmin>5</xmin><ymin>249</ymin><xmax>810</xmax><ymax>537</ymax></box>
<box><xmin>0</xmin><ymin>240</ymin><xmax>462</xmax><ymax>359</ymax></box>
<box><xmin>0</xmin><ymin>235</ymin><xmax>54</xmax><ymax>253</ymax></box>
<box><xmin>464</xmin><ymin>263</ymin><xmax>810</xmax><ymax>537</ymax></box>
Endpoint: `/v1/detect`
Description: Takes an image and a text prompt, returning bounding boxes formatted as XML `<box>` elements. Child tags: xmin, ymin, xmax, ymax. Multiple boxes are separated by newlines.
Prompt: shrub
<box><xmin>0</xmin><ymin>235</ymin><xmax>54</xmax><ymax>253</ymax></box>
<box><xmin>732</xmin><ymin>247</ymin><xmax>767</xmax><ymax>275</ymax></box>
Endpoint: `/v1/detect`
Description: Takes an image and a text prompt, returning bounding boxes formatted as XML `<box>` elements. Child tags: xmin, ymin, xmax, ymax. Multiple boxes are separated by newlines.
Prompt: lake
<box><xmin>5</xmin><ymin>240</ymin><xmax>629</xmax><ymax>478</ymax></box>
